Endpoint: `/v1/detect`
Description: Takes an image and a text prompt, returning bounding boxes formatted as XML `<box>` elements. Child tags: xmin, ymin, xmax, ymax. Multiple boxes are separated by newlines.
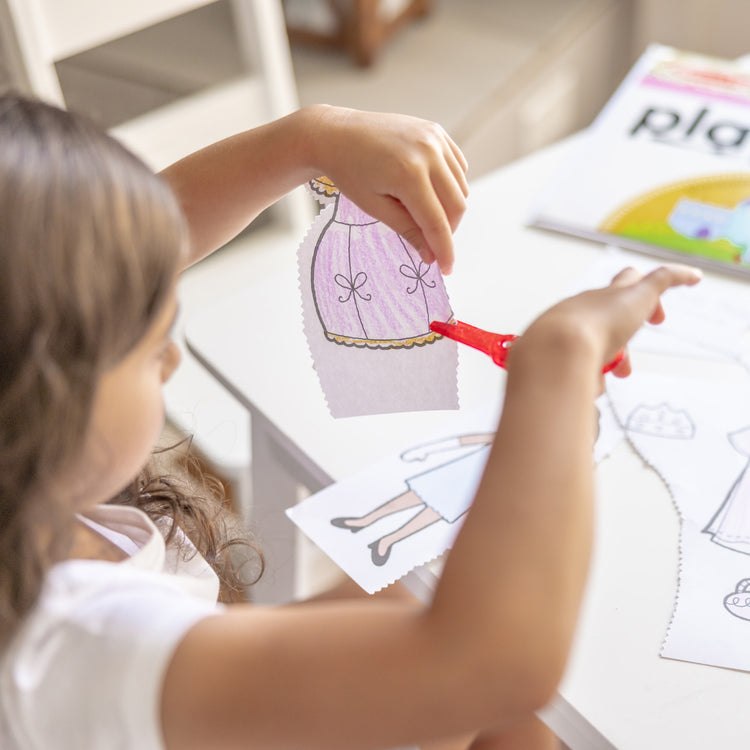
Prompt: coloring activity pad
<box><xmin>530</xmin><ymin>45</ymin><xmax>750</xmax><ymax>278</ymax></box>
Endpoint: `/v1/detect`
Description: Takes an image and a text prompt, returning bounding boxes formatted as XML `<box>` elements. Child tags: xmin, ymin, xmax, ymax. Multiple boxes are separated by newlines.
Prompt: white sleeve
<box><xmin>1</xmin><ymin>560</ymin><xmax>220</xmax><ymax>750</ymax></box>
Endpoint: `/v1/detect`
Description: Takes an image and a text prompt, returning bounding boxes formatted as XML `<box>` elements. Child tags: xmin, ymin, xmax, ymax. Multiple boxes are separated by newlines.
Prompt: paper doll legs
<box><xmin>367</xmin><ymin>506</ymin><xmax>442</xmax><ymax>565</ymax></box>
<box><xmin>331</xmin><ymin>491</ymin><xmax>424</xmax><ymax>531</ymax></box>
<box><xmin>331</xmin><ymin>446</ymin><xmax>488</xmax><ymax>567</ymax></box>
<box><xmin>331</xmin><ymin>490</ymin><xmax>443</xmax><ymax>566</ymax></box>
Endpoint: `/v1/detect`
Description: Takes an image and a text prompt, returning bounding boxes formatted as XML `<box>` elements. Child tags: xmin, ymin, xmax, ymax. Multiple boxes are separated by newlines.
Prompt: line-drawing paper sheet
<box><xmin>579</xmin><ymin>246</ymin><xmax>750</xmax><ymax>671</ymax></box>
<box><xmin>297</xmin><ymin>177</ymin><xmax>459</xmax><ymax>418</ymax></box>
<box><xmin>607</xmin><ymin>371</ymin><xmax>750</xmax><ymax>672</ymax></box>
<box><xmin>287</xmin><ymin>396</ymin><xmax>622</xmax><ymax>594</ymax></box>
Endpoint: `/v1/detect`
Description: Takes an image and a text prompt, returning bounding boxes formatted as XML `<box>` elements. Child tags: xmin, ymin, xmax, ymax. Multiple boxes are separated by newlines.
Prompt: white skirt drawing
<box><xmin>704</xmin><ymin>426</ymin><xmax>750</xmax><ymax>555</ymax></box>
<box><xmin>405</xmin><ymin>446</ymin><xmax>489</xmax><ymax>523</ymax></box>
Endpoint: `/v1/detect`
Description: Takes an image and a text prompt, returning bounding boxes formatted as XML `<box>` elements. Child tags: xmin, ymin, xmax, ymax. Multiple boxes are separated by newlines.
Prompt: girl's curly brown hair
<box><xmin>0</xmin><ymin>94</ymin><xmax>261</xmax><ymax>643</ymax></box>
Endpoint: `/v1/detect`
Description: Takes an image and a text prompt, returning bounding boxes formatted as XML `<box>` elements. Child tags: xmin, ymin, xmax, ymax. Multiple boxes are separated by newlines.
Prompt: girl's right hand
<box><xmin>510</xmin><ymin>264</ymin><xmax>703</xmax><ymax>380</ymax></box>
<box><xmin>304</xmin><ymin>105</ymin><xmax>469</xmax><ymax>275</ymax></box>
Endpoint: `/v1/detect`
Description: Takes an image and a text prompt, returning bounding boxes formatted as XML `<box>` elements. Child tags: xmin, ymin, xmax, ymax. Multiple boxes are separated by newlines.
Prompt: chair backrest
<box><xmin>0</xmin><ymin>1</ymin><xmax>295</xmax><ymax>157</ymax></box>
<box><xmin>2</xmin><ymin>1</ymin><xmax>226</xmax><ymax>101</ymax></box>
<box><xmin>23</xmin><ymin>0</ymin><xmax>215</xmax><ymax>60</ymax></box>
<box><xmin>0</xmin><ymin>0</ymin><xmax>310</xmax><ymax>235</ymax></box>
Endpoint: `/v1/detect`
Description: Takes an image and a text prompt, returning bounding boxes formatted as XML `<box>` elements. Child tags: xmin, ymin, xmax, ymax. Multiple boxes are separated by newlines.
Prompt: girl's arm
<box><xmin>160</xmin><ymin>265</ymin><xmax>701</xmax><ymax>750</ymax></box>
<box><xmin>160</xmin><ymin>105</ymin><xmax>469</xmax><ymax>274</ymax></box>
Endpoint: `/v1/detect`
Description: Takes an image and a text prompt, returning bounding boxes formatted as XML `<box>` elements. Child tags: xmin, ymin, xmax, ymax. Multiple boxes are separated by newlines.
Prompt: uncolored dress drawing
<box><xmin>704</xmin><ymin>426</ymin><xmax>750</xmax><ymax>555</ymax></box>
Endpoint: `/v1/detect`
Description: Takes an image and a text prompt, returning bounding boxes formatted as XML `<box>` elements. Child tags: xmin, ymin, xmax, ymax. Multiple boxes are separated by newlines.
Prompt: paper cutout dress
<box><xmin>309</xmin><ymin>176</ymin><xmax>453</xmax><ymax>348</ymax></box>
<box><xmin>297</xmin><ymin>177</ymin><xmax>459</xmax><ymax>418</ymax></box>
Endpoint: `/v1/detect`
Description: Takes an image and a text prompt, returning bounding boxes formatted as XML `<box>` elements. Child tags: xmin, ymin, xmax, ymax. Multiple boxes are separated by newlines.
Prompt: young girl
<box><xmin>0</xmin><ymin>93</ymin><xmax>701</xmax><ymax>750</ymax></box>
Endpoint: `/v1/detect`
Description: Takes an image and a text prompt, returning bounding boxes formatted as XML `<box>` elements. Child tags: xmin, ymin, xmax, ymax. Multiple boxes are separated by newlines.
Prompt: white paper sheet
<box><xmin>607</xmin><ymin>371</ymin><xmax>750</xmax><ymax>671</ymax></box>
<box><xmin>288</xmin><ymin>393</ymin><xmax>623</xmax><ymax>594</ymax></box>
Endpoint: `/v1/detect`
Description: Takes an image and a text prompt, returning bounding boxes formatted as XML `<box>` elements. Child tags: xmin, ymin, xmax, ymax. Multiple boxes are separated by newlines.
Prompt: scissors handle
<box><xmin>430</xmin><ymin>320</ymin><xmax>624</xmax><ymax>374</ymax></box>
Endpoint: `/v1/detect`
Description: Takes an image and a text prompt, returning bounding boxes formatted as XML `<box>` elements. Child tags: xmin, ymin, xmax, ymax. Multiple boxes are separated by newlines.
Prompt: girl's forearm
<box><xmin>161</xmin><ymin>105</ymin><xmax>468</xmax><ymax>272</ymax></box>
<box><xmin>428</xmin><ymin>330</ymin><xmax>600</xmax><ymax>708</ymax></box>
<box><xmin>160</xmin><ymin>106</ymin><xmax>325</xmax><ymax>266</ymax></box>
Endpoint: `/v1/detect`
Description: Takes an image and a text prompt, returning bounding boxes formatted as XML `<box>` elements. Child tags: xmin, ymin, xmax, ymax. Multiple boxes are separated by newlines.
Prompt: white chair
<box><xmin>0</xmin><ymin>0</ymin><xmax>311</xmax><ymax>523</ymax></box>
<box><xmin>0</xmin><ymin>0</ymin><xmax>307</xmax><ymax>228</ymax></box>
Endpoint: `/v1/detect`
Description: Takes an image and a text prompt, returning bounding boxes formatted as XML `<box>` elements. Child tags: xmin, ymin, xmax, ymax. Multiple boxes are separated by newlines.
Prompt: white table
<box><xmin>185</xmin><ymin>137</ymin><xmax>750</xmax><ymax>749</ymax></box>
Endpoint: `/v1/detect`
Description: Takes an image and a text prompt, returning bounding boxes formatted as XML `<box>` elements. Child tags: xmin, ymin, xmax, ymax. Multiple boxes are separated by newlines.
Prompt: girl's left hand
<box><xmin>307</xmin><ymin>105</ymin><xmax>469</xmax><ymax>274</ymax></box>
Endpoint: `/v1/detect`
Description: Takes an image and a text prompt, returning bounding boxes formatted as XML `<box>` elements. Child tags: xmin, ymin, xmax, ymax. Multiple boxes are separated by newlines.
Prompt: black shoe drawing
<box><xmin>330</xmin><ymin>517</ymin><xmax>364</xmax><ymax>533</ymax></box>
<box><xmin>368</xmin><ymin>540</ymin><xmax>391</xmax><ymax>566</ymax></box>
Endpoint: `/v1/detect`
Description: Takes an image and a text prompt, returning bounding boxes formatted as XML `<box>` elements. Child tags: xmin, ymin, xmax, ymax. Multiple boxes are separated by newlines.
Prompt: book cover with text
<box><xmin>529</xmin><ymin>44</ymin><xmax>750</xmax><ymax>278</ymax></box>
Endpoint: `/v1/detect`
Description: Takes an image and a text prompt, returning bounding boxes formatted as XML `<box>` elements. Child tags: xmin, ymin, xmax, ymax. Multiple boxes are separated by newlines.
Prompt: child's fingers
<box><xmin>391</xmin><ymin>132</ymin><xmax>467</xmax><ymax>274</ymax></box>
<box><xmin>609</xmin><ymin>263</ymin><xmax>702</xmax><ymax>326</ymax></box>
<box><xmin>442</xmin><ymin>133</ymin><xmax>470</xmax><ymax>200</ymax></box>
<box><xmin>609</xmin><ymin>263</ymin><xmax>702</xmax><ymax>292</ymax></box>
<box><xmin>637</xmin><ymin>265</ymin><xmax>702</xmax><ymax>323</ymax></box>
<box><xmin>609</xmin><ymin>265</ymin><xmax>643</xmax><ymax>286</ymax></box>
<box><xmin>362</xmin><ymin>192</ymin><xmax>442</xmax><ymax>270</ymax></box>
<box><xmin>610</xmin><ymin>345</ymin><xmax>632</xmax><ymax>378</ymax></box>
<box><xmin>394</xmin><ymin>176</ymin><xmax>459</xmax><ymax>274</ymax></box>
<box><xmin>431</xmin><ymin>160</ymin><xmax>469</xmax><ymax>234</ymax></box>
<box><xmin>586</xmin><ymin>263</ymin><xmax>701</xmax><ymax>376</ymax></box>
<box><xmin>444</xmin><ymin>130</ymin><xmax>469</xmax><ymax>175</ymax></box>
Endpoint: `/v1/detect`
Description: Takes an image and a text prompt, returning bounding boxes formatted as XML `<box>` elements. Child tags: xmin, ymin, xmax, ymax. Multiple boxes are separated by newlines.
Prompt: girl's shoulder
<box><xmin>78</xmin><ymin>503</ymin><xmax>220</xmax><ymax>597</ymax></box>
<box><xmin>0</xmin><ymin>505</ymin><xmax>221</xmax><ymax>750</ymax></box>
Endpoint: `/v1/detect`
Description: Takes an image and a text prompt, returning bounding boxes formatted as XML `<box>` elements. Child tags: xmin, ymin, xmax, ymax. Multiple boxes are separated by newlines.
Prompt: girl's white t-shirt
<box><xmin>0</xmin><ymin>504</ymin><xmax>221</xmax><ymax>750</ymax></box>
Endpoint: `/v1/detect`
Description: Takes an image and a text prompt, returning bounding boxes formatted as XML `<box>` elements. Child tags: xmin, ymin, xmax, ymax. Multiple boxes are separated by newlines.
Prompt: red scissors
<box><xmin>430</xmin><ymin>320</ymin><xmax>625</xmax><ymax>374</ymax></box>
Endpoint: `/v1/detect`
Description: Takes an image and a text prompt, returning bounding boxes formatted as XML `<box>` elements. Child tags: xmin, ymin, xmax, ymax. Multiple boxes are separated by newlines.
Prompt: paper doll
<box><xmin>704</xmin><ymin>426</ymin><xmax>750</xmax><ymax>555</ymax></box>
<box><xmin>331</xmin><ymin>433</ymin><xmax>494</xmax><ymax>566</ymax></box>
<box><xmin>308</xmin><ymin>176</ymin><xmax>453</xmax><ymax>349</ymax></box>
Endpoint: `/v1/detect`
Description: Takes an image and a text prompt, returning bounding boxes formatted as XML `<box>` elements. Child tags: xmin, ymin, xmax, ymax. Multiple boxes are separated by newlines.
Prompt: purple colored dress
<box><xmin>311</xmin><ymin>191</ymin><xmax>453</xmax><ymax>349</ymax></box>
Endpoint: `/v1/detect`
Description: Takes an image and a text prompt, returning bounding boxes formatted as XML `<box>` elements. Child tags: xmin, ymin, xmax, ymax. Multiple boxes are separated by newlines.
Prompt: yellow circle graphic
<box><xmin>600</xmin><ymin>173</ymin><xmax>750</xmax><ymax>267</ymax></box>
